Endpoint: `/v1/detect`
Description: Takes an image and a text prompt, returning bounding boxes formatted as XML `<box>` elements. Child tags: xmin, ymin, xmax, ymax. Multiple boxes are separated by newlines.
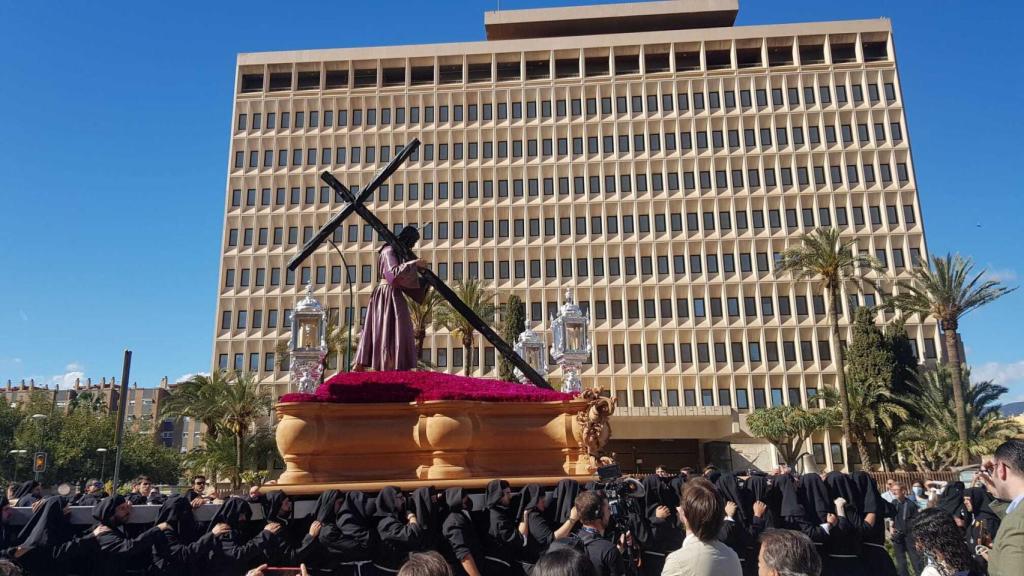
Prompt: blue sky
<box><xmin>1</xmin><ymin>1</ymin><xmax>1021</xmax><ymax>399</ymax></box>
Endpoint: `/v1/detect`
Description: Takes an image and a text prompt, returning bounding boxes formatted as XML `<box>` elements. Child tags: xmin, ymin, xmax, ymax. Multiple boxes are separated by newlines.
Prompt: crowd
<box><xmin>0</xmin><ymin>438</ymin><xmax>1020</xmax><ymax>576</ymax></box>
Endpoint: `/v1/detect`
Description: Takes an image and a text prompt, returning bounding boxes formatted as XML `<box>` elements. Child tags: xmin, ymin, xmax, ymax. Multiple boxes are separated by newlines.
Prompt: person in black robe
<box><xmin>12</xmin><ymin>482</ymin><xmax>41</xmax><ymax>508</ymax></box>
<box><xmin>936</xmin><ymin>481</ymin><xmax>966</xmax><ymax>522</ymax></box>
<box><xmin>372</xmin><ymin>486</ymin><xmax>423</xmax><ymax>574</ymax></box>
<box><xmin>714</xmin><ymin>473</ymin><xmax>755</xmax><ymax>573</ymax></box>
<box><xmin>329</xmin><ymin>491</ymin><xmax>378</xmax><ymax>575</ymax></box>
<box><xmin>261</xmin><ymin>490</ymin><xmax>310</xmax><ymax>567</ymax></box>
<box><xmin>410</xmin><ymin>487</ymin><xmax>442</xmax><ymax>553</ymax></box>
<box><xmin>151</xmin><ymin>494</ymin><xmax>222</xmax><ymax>575</ymax></box>
<box><xmin>442</xmin><ymin>487</ymin><xmax>483</xmax><ymax>576</ymax></box>
<box><xmin>205</xmin><ymin>496</ymin><xmax>279</xmax><ymax>576</ymax></box>
<box><xmin>551</xmin><ymin>479</ymin><xmax>581</xmax><ymax>525</ymax></box>
<box><xmin>851</xmin><ymin>471</ymin><xmax>897</xmax><ymax>576</ymax></box>
<box><xmin>295</xmin><ymin>489</ymin><xmax>342</xmax><ymax>575</ymax></box>
<box><xmin>87</xmin><ymin>494</ymin><xmax>171</xmax><ymax>575</ymax></box>
<box><xmin>6</xmin><ymin>496</ymin><xmax>99</xmax><ymax>575</ymax></box>
<box><xmin>516</xmin><ymin>484</ymin><xmax>571</xmax><ymax>572</ymax></box>
<box><xmin>823</xmin><ymin>472</ymin><xmax>867</xmax><ymax>576</ymax></box>
<box><xmin>480</xmin><ymin>480</ymin><xmax>525</xmax><ymax>576</ymax></box>
<box><xmin>795</xmin><ymin>473</ymin><xmax>835</xmax><ymax>555</ymax></box>
<box><xmin>72</xmin><ymin>480</ymin><xmax>107</xmax><ymax>508</ymax></box>
<box><xmin>637</xmin><ymin>475</ymin><xmax>681</xmax><ymax>576</ymax></box>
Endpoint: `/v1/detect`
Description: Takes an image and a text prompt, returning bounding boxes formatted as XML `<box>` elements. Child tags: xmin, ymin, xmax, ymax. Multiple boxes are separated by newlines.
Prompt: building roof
<box><xmin>484</xmin><ymin>0</ymin><xmax>739</xmax><ymax>40</ymax></box>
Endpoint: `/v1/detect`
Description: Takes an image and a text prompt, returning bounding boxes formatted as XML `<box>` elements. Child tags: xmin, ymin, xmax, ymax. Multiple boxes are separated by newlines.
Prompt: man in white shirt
<box><xmin>661</xmin><ymin>477</ymin><xmax>742</xmax><ymax>576</ymax></box>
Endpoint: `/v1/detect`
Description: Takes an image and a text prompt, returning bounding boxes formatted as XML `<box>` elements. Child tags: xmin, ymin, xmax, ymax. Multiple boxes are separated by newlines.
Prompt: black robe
<box><xmin>411</xmin><ymin>486</ymin><xmax>442</xmax><ymax>553</ymax></box>
<box><xmin>481</xmin><ymin>480</ymin><xmax>524</xmax><ymax>575</ymax></box>
<box><xmin>326</xmin><ymin>491</ymin><xmax>378</xmax><ymax>565</ymax></box>
<box><xmin>442</xmin><ymin>487</ymin><xmax>483</xmax><ymax>576</ymax></box>
<box><xmin>9</xmin><ymin>496</ymin><xmax>99</xmax><ymax>575</ymax></box>
<box><xmin>715</xmin><ymin>473</ymin><xmax>755</xmax><ymax>573</ymax></box>
<box><xmin>372</xmin><ymin>486</ymin><xmax>423</xmax><ymax>572</ymax></box>
<box><xmin>516</xmin><ymin>484</ymin><xmax>554</xmax><ymax>568</ymax></box>
<box><xmin>151</xmin><ymin>494</ymin><xmax>217</xmax><ymax>575</ymax></box>
<box><xmin>88</xmin><ymin>495</ymin><xmax>169</xmax><ymax>576</ymax></box>
<box><xmin>552</xmin><ymin>479</ymin><xmax>581</xmax><ymax>524</ymax></box>
<box><xmin>637</xmin><ymin>476</ymin><xmax>682</xmax><ymax>576</ymax></box>
<box><xmin>13</xmin><ymin>481</ymin><xmax>40</xmax><ymax>508</ymax></box>
<box><xmin>852</xmin><ymin>471</ymin><xmax>898</xmax><ymax>576</ymax></box>
<box><xmin>823</xmin><ymin>472</ymin><xmax>867</xmax><ymax>576</ymax></box>
<box><xmin>205</xmin><ymin>497</ymin><xmax>276</xmax><ymax>576</ymax></box>
<box><xmin>295</xmin><ymin>489</ymin><xmax>341</xmax><ymax>573</ymax></box>
<box><xmin>261</xmin><ymin>490</ymin><xmax>308</xmax><ymax>567</ymax></box>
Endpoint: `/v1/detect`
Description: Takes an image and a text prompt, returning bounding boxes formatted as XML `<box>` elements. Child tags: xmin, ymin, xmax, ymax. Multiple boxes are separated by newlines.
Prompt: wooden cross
<box><xmin>288</xmin><ymin>138</ymin><xmax>552</xmax><ymax>389</ymax></box>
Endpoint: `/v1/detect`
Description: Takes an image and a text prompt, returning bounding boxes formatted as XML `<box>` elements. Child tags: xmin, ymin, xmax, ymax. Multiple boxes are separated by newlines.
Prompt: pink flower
<box><xmin>279</xmin><ymin>371</ymin><xmax>576</xmax><ymax>404</ymax></box>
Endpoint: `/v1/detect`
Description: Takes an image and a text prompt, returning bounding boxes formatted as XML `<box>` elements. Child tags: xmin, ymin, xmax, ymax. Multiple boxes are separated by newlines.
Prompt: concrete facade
<box><xmin>214</xmin><ymin>1</ymin><xmax>936</xmax><ymax>472</ymax></box>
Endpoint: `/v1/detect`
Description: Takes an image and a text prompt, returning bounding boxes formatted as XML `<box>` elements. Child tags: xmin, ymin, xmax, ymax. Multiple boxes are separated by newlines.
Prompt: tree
<box><xmin>68</xmin><ymin>391</ymin><xmax>106</xmax><ymax>413</ymax></box>
<box><xmin>499</xmin><ymin>295</ymin><xmax>526</xmax><ymax>382</ymax></box>
<box><xmin>886</xmin><ymin>254</ymin><xmax>1017</xmax><ymax>466</ymax></box>
<box><xmin>218</xmin><ymin>372</ymin><xmax>273</xmax><ymax>489</ymax></box>
<box><xmin>747</xmin><ymin>405</ymin><xmax>837</xmax><ymax>471</ymax></box>
<box><xmin>160</xmin><ymin>372</ymin><xmax>232</xmax><ymax>440</ymax></box>
<box><xmin>182</xmin><ymin>425</ymin><xmax>279</xmax><ymax>485</ymax></box>
<box><xmin>778</xmin><ymin>227</ymin><xmax>880</xmax><ymax>466</ymax></box>
<box><xmin>323</xmin><ymin>318</ymin><xmax>359</xmax><ymax>376</ymax></box>
<box><xmin>898</xmin><ymin>366</ymin><xmax>1021</xmax><ymax>470</ymax></box>
<box><xmin>407</xmin><ymin>290</ymin><xmax>444</xmax><ymax>362</ymax></box>
<box><xmin>434</xmin><ymin>278</ymin><xmax>497</xmax><ymax>376</ymax></box>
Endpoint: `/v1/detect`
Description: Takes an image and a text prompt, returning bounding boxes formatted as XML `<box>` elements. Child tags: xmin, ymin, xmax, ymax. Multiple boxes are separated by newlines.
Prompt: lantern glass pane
<box><xmin>299</xmin><ymin>318</ymin><xmax>318</xmax><ymax>348</ymax></box>
<box><xmin>567</xmin><ymin>323</ymin><xmax>583</xmax><ymax>352</ymax></box>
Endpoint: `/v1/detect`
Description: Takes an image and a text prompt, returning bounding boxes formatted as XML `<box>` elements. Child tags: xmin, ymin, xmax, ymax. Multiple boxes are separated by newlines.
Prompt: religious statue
<box><xmin>352</xmin><ymin>226</ymin><xmax>430</xmax><ymax>371</ymax></box>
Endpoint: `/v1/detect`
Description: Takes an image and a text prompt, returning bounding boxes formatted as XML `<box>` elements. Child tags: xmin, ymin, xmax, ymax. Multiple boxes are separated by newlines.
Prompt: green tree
<box><xmin>747</xmin><ymin>405</ymin><xmax>837</xmax><ymax>471</ymax></box>
<box><xmin>182</xmin><ymin>425</ymin><xmax>279</xmax><ymax>485</ymax></box>
<box><xmin>434</xmin><ymin>278</ymin><xmax>497</xmax><ymax>376</ymax></box>
<box><xmin>898</xmin><ymin>367</ymin><xmax>1021</xmax><ymax>470</ymax></box>
<box><xmin>324</xmin><ymin>318</ymin><xmax>359</xmax><ymax>376</ymax></box>
<box><xmin>886</xmin><ymin>254</ymin><xmax>1017</xmax><ymax>466</ymax></box>
<box><xmin>219</xmin><ymin>372</ymin><xmax>273</xmax><ymax>489</ymax></box>
<box><xmin>778</xmin><ymin>227</ymin><xmax>880</xmax><ymax>466</ymax></box>
<box><xmin>407</xmin><ymin>290</ymin><xmax>444</xmax><ymax>362</ymax></box>
<box><xmin>828</xmin><ymin>307</ymin><xmax>908</xmax><ymax>468</ymax></box>
<box><xmin>68</xmin><ymin>391</ymin><xmax>107</xmax><ymax>413</ymax></box>
<box><xmin>498</xmin><ymin>295</ymin><xmax>526</xmax><ymax>382</ymax></box>
<box><xmin>160</xmin><ymin>372</ymin><xmax>232</xmax><ymax>440</ymax></box>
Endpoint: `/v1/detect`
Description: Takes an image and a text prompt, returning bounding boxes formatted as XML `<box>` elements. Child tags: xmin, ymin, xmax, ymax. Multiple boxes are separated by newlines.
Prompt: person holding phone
<box><xmin>976</xmin><ymin>439</ymin><xmax>1024</xmax><ymax>576</ymax></box>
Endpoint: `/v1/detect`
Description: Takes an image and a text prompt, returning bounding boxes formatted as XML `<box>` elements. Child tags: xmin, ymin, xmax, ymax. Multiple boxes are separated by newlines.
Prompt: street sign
<box><xmin>32</xmin><ymin>452</ymin><xmax>46</xmax><ymax>473</ymax></box>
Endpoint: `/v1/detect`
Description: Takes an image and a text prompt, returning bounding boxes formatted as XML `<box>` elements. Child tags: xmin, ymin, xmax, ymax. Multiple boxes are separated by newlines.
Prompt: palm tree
<box><xmin>160</xmin><ymin>372</ymin><xmax>232</xmax><ymax>440</ymax></box>
<box><xmin>407</xmin><ymin>291</ymin><xmax>444</xmax><ymax>361</ymax></box>
<box><xmin>324</xmin><ymin>319</ymin><xmax>359</xmax><ymax>374</ymax></box>
<box><xmin>886</xmin><ymin>254</ymin><xmax>1017</xmax><ymax>466</ymax></box>
<box><xmin>899</xmin><ymin>366</ymin><xmax>1021</xmax><ymax>470</ymax></box>
<box><xmin>434</xmin><ymin>278</ymin><xmax>496</xmax><ymax>376</ymax></box>
<box><xmin>778</xmin><ymin>227</ymin><xmax>880</xmax><ymax>466</ymax></box>
<box><xmin>219</xmin><ymin>372</ymin><xmax>273</xmax><ymax>489</ymax></box>
<box><xmin>68</xmin><ymin>391</ymin><xmax>106</xmax><ymax>413</ymax></box>
<box><xmin>821</xmin><ymin>379</ymin><xmax>907</xmax><ymax>469</ymax></box>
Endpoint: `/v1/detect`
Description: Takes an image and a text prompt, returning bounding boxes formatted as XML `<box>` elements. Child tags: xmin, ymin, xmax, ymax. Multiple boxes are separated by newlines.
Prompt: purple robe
<box><xmin>354</xmin><ymin>245</ymin><xmax>428</xmax><ymax>370</ymax></box>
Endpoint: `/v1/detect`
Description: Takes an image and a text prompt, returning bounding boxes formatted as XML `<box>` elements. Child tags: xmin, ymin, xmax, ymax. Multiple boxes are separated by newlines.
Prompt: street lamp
<box><xmin>30</xmin><ymin>414</ymin><xmax>47</xmax><ymax>481</ymax></box>
<box><xmin>549</xmin><ymin>289</ymin><xmax>592</xmax><ymax>394</ymax></box>
<box><xmin>290</xmin><ymin>285</ymin><xmax>328</xmax><ymax>393</ymax></box>
<box><xmin>8</xmin><ymin>449</ymin><xmax>27</xmax><ymax>483</ymax></box>
<box><xmin>96</xmin><ymin>448</ymin><xmax>108</xmax><ymax>485</ymax></box>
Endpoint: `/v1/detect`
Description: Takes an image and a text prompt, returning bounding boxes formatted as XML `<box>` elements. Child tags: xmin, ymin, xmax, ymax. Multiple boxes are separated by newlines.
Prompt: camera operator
<box><xmin>573</xmin><ymin>491</ymin><xmax>627</xmax><ymax>576</ymax></box>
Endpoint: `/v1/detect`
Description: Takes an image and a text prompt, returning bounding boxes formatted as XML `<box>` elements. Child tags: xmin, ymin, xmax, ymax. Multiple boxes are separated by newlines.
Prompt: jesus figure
<box><xmin>353</xmin><ymin>226</ymin><xmax>430</xmax><ymax>371</ymax></box>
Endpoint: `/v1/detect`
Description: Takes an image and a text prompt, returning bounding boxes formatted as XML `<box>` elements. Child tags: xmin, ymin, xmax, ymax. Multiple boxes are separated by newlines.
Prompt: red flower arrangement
<box><xmin>279</xmin><ymin>371</ymin><xmax>576</xmax><ymax>404</ymax></box>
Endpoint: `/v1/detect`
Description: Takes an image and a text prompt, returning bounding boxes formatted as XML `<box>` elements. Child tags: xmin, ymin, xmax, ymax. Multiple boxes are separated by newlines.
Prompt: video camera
<box><xmin>592</xmin><ymin>464</ymin><xmax>644</xmax><ymax>575</ymax></box>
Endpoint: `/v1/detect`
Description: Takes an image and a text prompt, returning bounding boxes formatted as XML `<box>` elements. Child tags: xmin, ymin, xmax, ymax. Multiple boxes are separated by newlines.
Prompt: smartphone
<box><xmin>263</xmin><ymin>569</ymin><xmax>303</xmax><ymax>576</ymax></box>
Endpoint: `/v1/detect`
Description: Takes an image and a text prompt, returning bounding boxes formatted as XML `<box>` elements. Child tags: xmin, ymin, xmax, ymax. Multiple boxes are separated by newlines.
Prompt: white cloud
<box><xmin>972</xmin><ymin>360</ymin><xmax>1024</xmax><ymax>386</ymax></box>
<box><xmin>49</xmin><ymin>362</ymin><xmax>86</xmax><ymax>388</ymax></box>
<box><xmin>174</xmin><ymin>372</ymin><xmax>209</xmax><ymax>383</ymax></box>
<box><xmin>983</xmin><ymin>267</ymin><xmax>1018</xmax><ymax>284</ymax></box>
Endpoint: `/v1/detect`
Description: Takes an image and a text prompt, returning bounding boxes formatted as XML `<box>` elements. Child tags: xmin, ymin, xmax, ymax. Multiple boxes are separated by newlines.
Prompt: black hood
<box><xmin>516</xmin><ymin>484</ymin><xmax>547</xmax><ymax>521</ymax></box>
<box><xmin>262</xmin><ymin>490</ymin><xmax>292</xmax><ymax>524</ymax></box>
<box><xmin>92</xmin><ymin>494</ymin><xmax>126</xmax><ymax>527</ymax></box>
<box><xmin>825</xmin><ymin>472</ymin><xmax>861</xmax><ymax>520</ymax></box>
<box><xmin>13</xmin><ymin>481</ymin><xmax>38</xmax><ymax>500</ymax></box>
<box><xmin>375</xmin><ymin>486</ymin><xmax>404</xmax><ymax>517</ymax></box>
<box><xmin>775</xmin><ymin>474</ymin><xmax>804</xmax><ymax>519</ymax></box>
<box><xmin>937</xmin><ymin>481</ymin><xmax>966</xmax><ymax>517</ymax></box>
<box><xmin>800</xmin><ymin>474</ymin><xmax>834</xmax><ymax>524</ymax></box>
<box><xmin>715</xmin><ymin>473</ymin><xmax>748</xmax><ymax>525</ymax></box>
<box><xmin>445</xmin><ymin>487</ymin><xmax>467</xmax><ymax>512</ymax></box>
<box><xmin>17</xmin><ymin>496</ymin><xmax>70</xmax><ymax>551</ymax></box>
<box><xmin>209</xmin><ymin>497</ymin><xmax>252</xmax><ymax>530</ymax></box>
<box><xmin>552</xmin><ymin>479</ymin><xmax>581</xmax><ymax>524</ymax></box>
<box><xmin>155</xmin><ymin>494</ymin><xmax>198</xmax><ymax>542</ymax></box>
<box><xmin>313</xmin><ymin>489</ymin><xmax>342</xmax><ymax>524</ymax></box>
<box><xmin>485</xmin><ymin>480</ymin><xmax>509</xmax><ymax>509</ymax></box>
<box><xmin>851</xmin><ymin>471</ymin><xmax>881</xmax><ymax>516</ymax></box>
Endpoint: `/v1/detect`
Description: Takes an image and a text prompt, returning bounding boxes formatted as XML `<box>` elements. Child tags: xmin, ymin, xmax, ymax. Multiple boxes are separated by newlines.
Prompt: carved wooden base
<box><xmin>274</xmin><ymin>398</ymin><xmax>594</xmax><ymax>485</ymax></box>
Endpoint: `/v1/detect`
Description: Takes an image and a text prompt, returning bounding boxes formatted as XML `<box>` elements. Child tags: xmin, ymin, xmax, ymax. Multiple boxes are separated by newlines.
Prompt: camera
<box><xmin>592</xmin><ymin>464</ymin><xmax>645</xmax><ymax>575</ymax></box>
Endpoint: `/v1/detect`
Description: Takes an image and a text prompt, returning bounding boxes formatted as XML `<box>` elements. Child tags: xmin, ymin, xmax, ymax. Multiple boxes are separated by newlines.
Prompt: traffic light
<box><xmin>32</xmin><ymin>452</ymin><xmax>46</xmax><ymax>473</ymax></box>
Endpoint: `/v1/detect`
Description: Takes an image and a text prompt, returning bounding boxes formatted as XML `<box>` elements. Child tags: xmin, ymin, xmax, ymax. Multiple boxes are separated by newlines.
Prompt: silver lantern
<box><xmin>513</xmin><ymin>326</ymin><xmax>548</xmax><ymax>385</ymax></box>
<box><xmin>550</xmin><ymin>289</ymin><xmax>591</xmax><ymax>393</ymax></box>
<box><xmin>289</xmin><ymin>285</ymin><xmax>327</xmax><ymax>393</ymax></box>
